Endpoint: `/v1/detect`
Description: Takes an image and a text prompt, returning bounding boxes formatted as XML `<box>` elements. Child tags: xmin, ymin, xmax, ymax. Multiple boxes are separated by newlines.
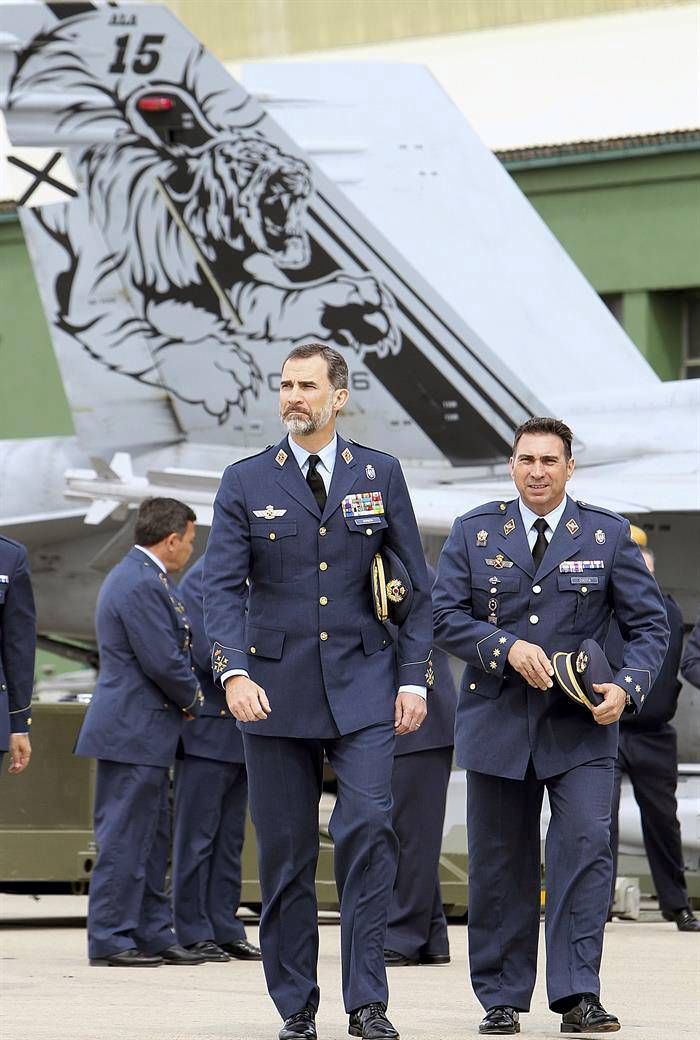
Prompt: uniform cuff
<box><xmin>614</xmin><ymin>667</ymin><xmax>651</xmax><ymax>713</ymax></box>
<box><xmin>212</xmin><ymin>643</ymin><xmax>249</xmax><ymax>688</ymax></box>
<box><xmin>398</xmin><ymin>685</ymin><xmax>427</xmax><ymax>700</ymax></box>
<box><xmin>399</xmin><ymin>651</ymin><xmax>434</xmax><ymax>688</ymax></box>
<box><xmin>9</xmin><ymin>706</ymin><xmax>32</xmax><ymax>733</ymax></box>
<box><xmin>476</xmin><ymin>628</ymin><xmax>516</xmax><ymax>676</ymax></box>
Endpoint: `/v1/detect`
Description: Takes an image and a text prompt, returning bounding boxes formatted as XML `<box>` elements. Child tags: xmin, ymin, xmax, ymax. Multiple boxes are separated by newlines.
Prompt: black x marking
<box><xmin>8</xmin><ymin>152</ymin><xmax>78</xmax><ymax>207</ymax></box>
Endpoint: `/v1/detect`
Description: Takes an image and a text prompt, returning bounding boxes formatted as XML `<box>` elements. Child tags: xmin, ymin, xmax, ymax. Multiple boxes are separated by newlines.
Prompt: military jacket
<box><xmin>0</xmin><ymin>537</ymin><xmax>36</xmax><ymax>752</ymax></box>
<box><xmin>75</xmin><ymin>547</ymin><xmax>203</xmax><ymax>767</ymax></box>
<box><xmin>433</xmin><ymin>495</ymin><xmax>669</xmax><ymax>780</ymax></box>
<box><xmin>177</xmin><ymin>557</ymin><xmax>244</xmax><ymax>764</ymax></box>
<box><xmin>203</xmin><ymin>433</ymin><xmax>433</xmax><ymax>739</ymax></box>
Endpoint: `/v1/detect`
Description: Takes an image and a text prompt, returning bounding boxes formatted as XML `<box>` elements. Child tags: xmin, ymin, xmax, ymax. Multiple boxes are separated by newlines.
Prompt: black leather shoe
<box><xmin>479</xmin><ymin>1007</ymin><xmax>520</xmax><ymax>1034</ymax></box>
<box><xmin>348</xmin><ymin>1003</ymin><xmax>399</xmax><ymax>1039</ymax></box>
<box><xmin>384</xmin><ymin>948</ymin><xmax>418</xmax><ymax>966</ymax></box>
<box><xmin>419</xmin><ymin>951</ymin><xmax>451</xmax><ymax>965</ymax></box>
<box><xmin>279</xmin><ymin>1007</ymin><xmax>316</xmax><ymax>1039</ymax></box>
<box><xmin>89</xmin><ymin>947</ymin><xmax>163</xmax><ymax>967</ymax></box>
<box><xmin>219</xmin><ymin>938</ymin><xmax>262</xmax><ymax>960</ymax></box>
<box><xmin>155</xmin><ymin>943</ymin><xmax>205</xmax><ymax>965</ymax></box>
<box><xmin>560</xmin><ymin>994</ymin><xmax>620</xmax><ymax>1032</ymax></box>
<box><xmin>662</xmin><ymin>907</ymin><xmax>700</xmax><ymax>931</ymax></box>
<box><xmin>185</xmin><ymin>940</ymin><xmax>230</xmax><ymax>962</ymax></box>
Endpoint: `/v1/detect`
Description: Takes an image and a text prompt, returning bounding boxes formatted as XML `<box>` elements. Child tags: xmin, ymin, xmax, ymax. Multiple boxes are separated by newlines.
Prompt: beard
<box><xmin>281</xmin><ymin>392</ymin><xmax>335</xmax><ymax>436</ymax></box>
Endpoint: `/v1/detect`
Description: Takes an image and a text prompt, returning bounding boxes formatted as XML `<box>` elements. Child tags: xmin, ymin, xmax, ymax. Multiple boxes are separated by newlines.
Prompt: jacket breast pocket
<box><xmin>556</xmin><ymin>574</ymin><xmax>607</xmax><ymax>631</ymax></box>
<box><xmin>250</xmin><ymin>521</ymin><xmax>298</xmax><ymax>582</ymax></box>
<box><xmin>344</xmin><ymin>514</ymin><xmax>388</xmax><ymax>577</ymax></box>
<box><xmin>471</xmin><ymin>573</ymin><xmax>521</xmax><ymax>624</ymax></box>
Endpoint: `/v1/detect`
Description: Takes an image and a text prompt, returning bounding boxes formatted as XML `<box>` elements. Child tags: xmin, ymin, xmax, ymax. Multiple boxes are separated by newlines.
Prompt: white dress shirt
<box><xmin>518</xmin><ymin>496</ymin><xmax>568</xmax><ymax>549</ymax></box>
<box><xmin>134</xmin><ymin>545</ymin><xmax>168</xmax><ymax>573</ymax></box>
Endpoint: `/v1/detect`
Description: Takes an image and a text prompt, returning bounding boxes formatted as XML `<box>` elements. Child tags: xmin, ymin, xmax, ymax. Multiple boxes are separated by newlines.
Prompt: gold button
<box><xmin>532</xmin><ymin>585</ymin><xmax>542</xmax><ymax>594</ymax></box>
<box><xmin>319</xmin><ymin>596</ymin><xmax>328</xmax><ymax>605</ymax></box>
<box><xmin>529</xmin><ymin>614</ymin><xmax>539</xmax><ymax>625</ymax></box>
<box><xmin>320</xmin><ymin>631</ymin><xmax>328</xmax><ymax>641</ymax></box>
<box><xmin>319</xmin><ymin>562</ymin><xmax>328</xmax><ymax>571</ymax></box>
<box><xmin>269</xmin><ymin>532</ymin><xmax>276</xmax><ymax>540</ymax></box>
<box><xmin>469</xmin><ymin>683</ymin><xmax>477</xmax><ymax>691</ymax></box>
<box><xmin>220</xmin><ymin>709</ymin><xmax>226</xmax><ymax>716</ymax></box>
<box><xmin>499</xmin><ymin>503</ymin><xmax>506</xmax><ymax>511</ymax></box>
<box><xmin>490</xmin><ymin>587</ymin><xmax>497</xmax><ymax>594</ymax></box>
<box><xmin>27</xmin><ymin>717</ymin><xmax>32</xmax><ymax>725</ymax></box>
<box><xmin>250</xmin><ymin>646</ymin><xmax>256</xmax><ymax>654</ymax></box>
<box><xmin>581</xmin><ymin>586</ymin><xmax>588</xmax><ymax>594</ymax></box>
<box><xmin>164</xmin><ymin>703</ymin><xmax>169</xmax><ymax>709</ymax></box>
<box><xmin>365</xmin><ymin>529</ymin><xmax>373</xmax><ymax>536</ymax></box>
<box><xmin>319</xmin><ymin>526</ymin><xmax>327</xmax><ymax>536</ymax></box>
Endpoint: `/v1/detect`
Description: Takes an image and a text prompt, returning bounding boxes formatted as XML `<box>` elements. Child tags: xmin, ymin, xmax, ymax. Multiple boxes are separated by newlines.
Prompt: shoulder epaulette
<box><xmin>229</xmin><ymin>444</ymin><xmax>274</xmax><ymax>467</ymax></box>
<box><xmin>457</xmin><ymin>499</ymin><xmax>516</xmax><ymax>522</ymax></box>
<box><xmin>346</xmin><ymin>439</ymin><xmax>396</xmax><ymax>461</ymax></box>
<box><xmin>576</xmin><ymin>500</ymin><xmax>625</xmax><ymax>522</ymax></box>
<box><xmin>0</xmin><ymin>534</ymin><xmax>26</xmax><ymax>552</ymax></box>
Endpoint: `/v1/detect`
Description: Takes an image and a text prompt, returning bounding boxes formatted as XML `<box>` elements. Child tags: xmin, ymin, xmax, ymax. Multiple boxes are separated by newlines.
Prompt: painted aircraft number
<box><xmin>108</xmin><ymin>34</ymin><xmax>165</xmax><ymax>75</ymax></box>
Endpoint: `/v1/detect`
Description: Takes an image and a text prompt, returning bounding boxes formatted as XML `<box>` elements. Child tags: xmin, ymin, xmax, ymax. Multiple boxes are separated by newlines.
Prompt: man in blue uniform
<box><xmin>204</xmin><ymin>344</ymin><xmax>433</xmax><ymax>1040</ymax></box>
<box><xmin>0</xmin><ymin>537</ymin><xmax>36</xmax><ymax>776</ymax></box>
<box><xmin>173</xmin><ymin>555</ymin><xmax>262</xmax><ymax>961</ymax></box>
<box><xmin>76</xmin><ymin>498</ymin><xmax>206</xmax><ymax>967</ymax></box>
<box><xmin>433</xmin><ymin>417</ymin><xmax>669</xmax><ymax>1035</ymax></box>
<box><xmin>607</xmin><ymin>540</ymin><xmax>700</xmax><ymax>932</ymax></box>
<box><xmin>384</xmin><ymin>567</ymin><xmax>457</xmax><ymax>967</ymax></box>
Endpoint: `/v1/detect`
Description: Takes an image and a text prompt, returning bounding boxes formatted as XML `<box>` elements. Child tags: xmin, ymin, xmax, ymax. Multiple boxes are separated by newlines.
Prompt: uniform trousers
<box><xmin>385</xmin><ymin>747</ymin><xmax>452</xmax><ymax>960</ymax></box>
<box><xmin>243</xmin><ymin>722</ymin><xmax>397</xmax><ymax>1019</ymax></box>
<box><xmin>610</xmin><ymin>726</ymin><xmax>688</xmax><ymax>914</ymax></box>
<box><xmin>87</xmin><ymin>760</ymin><xmax>175</xmax><ymax>959</ymax></box>
<box><xmin>172</xmin><ymin>754</ymin><xmax>248</xmax><ymax>946</ymax></box>
<box><xmin>467</xmin><ymin>757</ymin><xmax>614</xmax><ymax>1013</ymax></box>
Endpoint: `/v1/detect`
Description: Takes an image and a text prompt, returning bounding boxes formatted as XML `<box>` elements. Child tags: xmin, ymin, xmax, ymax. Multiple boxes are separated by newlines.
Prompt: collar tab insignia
<box><xmin>275</xmin><ymin>449</ymin><xmax>288</xmax><ymax>467</ymax></box>
<box><xmin>503</xmin><ymin>518</ymin><xmax>516</xmax><ymax>536</ymax></box>
<box><xmin>342</xmin><ymin>447</ymin><xmax>353</xmax><ymax>464</ymax></box>
<box><xmin>566</xmin><ymin>518</ymin><xmax>580</xmax><ymax>536</ymax></box>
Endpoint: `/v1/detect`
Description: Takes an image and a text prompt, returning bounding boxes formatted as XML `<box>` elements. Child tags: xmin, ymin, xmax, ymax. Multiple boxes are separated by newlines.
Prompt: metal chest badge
<box><xmin>595</xmin><ymin>529</ymin><xmax>606</xmax><ymax>544</ymax></box>
<box><xmin>365</xmin><ymin>463</ymin><xmax>376</xmax><ymax>480</ymax></box>
<box><xmin>476</xmin><ymin>529</ymin><xmax>488</xmax><ymax>547</ymax></box>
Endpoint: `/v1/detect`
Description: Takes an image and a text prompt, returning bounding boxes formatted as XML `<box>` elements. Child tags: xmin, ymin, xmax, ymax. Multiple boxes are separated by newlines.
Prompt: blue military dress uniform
<box><xmin>433</xmin><ymin>495</ymin><xmax>669</xmax><ymax>1013</ymax></box>
<box><xmin>172</xmin><ymin>556</ymin><xmax>249</xmax><ymax>950</ymax></box>
<box><xmin>75</xmin><ymin>547</ymin><xmax>203</xmax><ymax>960</ymax></box>
<box><xmin>0</xmin><ymin>537</ymin><xmax>36</xmax><ymax>768</ymax></box>
<box><xmin>203</xmin><ymin>433</ymin><xmax>432</xmax><ymax>1019</ymax></box>
<box><xmin>386</xmin><ymin>630</ymin><xmax>457</xmax><ymax>963</ymax></box>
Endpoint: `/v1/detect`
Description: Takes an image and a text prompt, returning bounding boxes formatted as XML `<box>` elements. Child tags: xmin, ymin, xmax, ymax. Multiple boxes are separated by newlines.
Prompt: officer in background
<box><xmin>204</xmin><ymin>344</ymin><xmax>432</xmax><ymax>1040</ymax></box>
<box><xmin>385</xmin><ymin>565</ymin><xmax>457</xmax><ymax>967</ymax></box>
<box><xmin>173</xmin><ymin>555</ymin><xmax>262</xmax><ymax>961</ymax></box>
<box><xmin>681</xmin><ymin>612</ymin><xmax>700</xmax><ymax>690</ymax></box>
<box><xmin>433</xmin><ymin>417</ymin><xmax>669</xmax><ymax>1035</ymax></box>
<box><xmin>0</xmin><ymin>536</ymin><xmax>36</xmax><ymax>776</ymax></box>
<box><xmin>75</xmin><ymin>498</ymin><xmax>205</xmax><ymax>967</ymax></box>
<box><xmin>607</xmin><ymin>535</ymin><xmax>700</xmax><ymax>932</ymax></box>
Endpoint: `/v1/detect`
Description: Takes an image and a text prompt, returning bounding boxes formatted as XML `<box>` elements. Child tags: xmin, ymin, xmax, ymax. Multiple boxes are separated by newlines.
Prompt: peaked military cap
<box><xmin>371</xmin><ymin>547</ymin><xmax>413</xmax><ymax>625</ymax></box>
<box><xmin>552</xmin><ymin>638</ymin><xmax>612</xmax><ymax>711</ymax></box>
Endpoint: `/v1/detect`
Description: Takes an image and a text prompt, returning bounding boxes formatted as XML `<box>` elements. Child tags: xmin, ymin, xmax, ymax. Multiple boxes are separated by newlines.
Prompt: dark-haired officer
<box><xmin>172</xmin><ymin>555</ymin><xmax>261</xmax><ymax>961</ymax></box>
<box><xmin>384</xmin><ymin>566</ymin><xmax>457</xmax><ymax>968</ymax></box>
<box><xmin>0</xmin><ymin>536</ymin><xmax>36</xmax><ymax>776</ymax></box>
<box><xmin>433</xmin><ymin>417</ymin><xmax>669</xmax><ymax>1035</ymax></box>
<box><xmin>204</xmin><ymin>344</ymin><xmax>432</xmax><ymax>1040</ymax></box>
<box><xmin>76</xmin><ymin>497</ymin><xmax>206</xmax><ymax>967</ymax></box>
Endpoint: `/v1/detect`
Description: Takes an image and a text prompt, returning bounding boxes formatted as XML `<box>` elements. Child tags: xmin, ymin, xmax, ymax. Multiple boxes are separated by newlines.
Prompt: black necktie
<box><xmin>306</xmin><ymin>454</ymin><xmax>327</xmax><ymax>511</ymax></box>
<box><xmin>531</xmin><ymin>517</ymin><xmax>549</xmax><ymax>569</ymax></box>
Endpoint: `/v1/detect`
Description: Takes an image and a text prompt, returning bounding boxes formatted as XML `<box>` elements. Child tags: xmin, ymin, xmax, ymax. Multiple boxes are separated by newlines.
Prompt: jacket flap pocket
<box><xmin>344</xmin><ymin>515</ymin><xmax>388</xmax><ymax>533</ymax></box>
<box><xmin>245</xmin><ymin>625</ymin><xmax>286</xmax><ymax>660</ymax></box>
<box><xmin>472</xmin><ymin>573</ymin><xmax>521</xmax><ymax>593</ymax></box>
<box><xmin>556</xmin><ymin>574</ymin><xmax>603</xmax><ymax>596</ymax></box>
<box><xmin>461</xmin><ymin>670</ymin><xmax>502</xmax><ymax>699</ymax></box>
<box><xmin>361</xmin><ymin>622</ymin><xmax>393</xmax><ymax>655</ymax></box>
<box><xmin>250</xmin><ymin>521</ymin><xmax>297</xmax><ymax>540</ymax></box>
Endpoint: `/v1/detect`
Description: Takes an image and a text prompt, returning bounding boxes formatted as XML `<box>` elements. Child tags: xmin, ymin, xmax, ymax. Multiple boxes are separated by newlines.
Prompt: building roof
<box><xmin>243</xmin><ymin>4</ymin><xmax>700</xmax><ymax>151</ymax></box>
<box><xmin>497</xmin><ymin>128</ymin><xmax>700</xmax><ymax>167</ymax></box>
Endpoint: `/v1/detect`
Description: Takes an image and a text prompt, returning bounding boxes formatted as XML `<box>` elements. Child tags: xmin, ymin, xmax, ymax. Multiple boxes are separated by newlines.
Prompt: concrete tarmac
<box><xmin>1</xmin><ymin>896</ymin><xmax>698</xmax><ymax>1040</ymax></box>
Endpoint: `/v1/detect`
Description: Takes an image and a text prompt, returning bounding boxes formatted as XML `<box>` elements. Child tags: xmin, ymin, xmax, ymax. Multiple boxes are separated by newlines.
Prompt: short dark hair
<box><xmin>512</xmin><ymin>417</ymin><xmax>574</xmax><ymax>460</ymax></box>
<box><xmin>134</xmin><ymin>497</ymin><xmax>196</xmax><ymax>547</ymax></box>
<box><xmin>282</xmin><ymin>343</ymin><xmax>348</xmax><ymax>391</ymax></box>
